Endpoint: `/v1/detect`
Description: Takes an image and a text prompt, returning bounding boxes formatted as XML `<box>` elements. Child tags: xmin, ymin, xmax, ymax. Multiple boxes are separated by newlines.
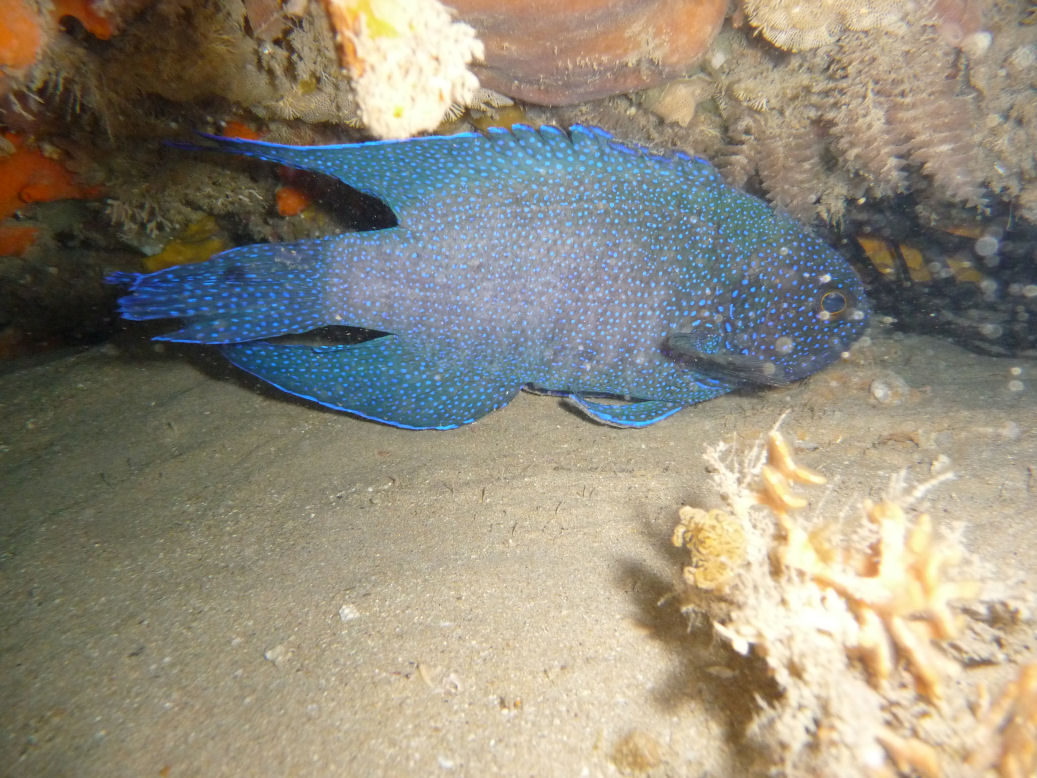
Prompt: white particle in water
<box><xmin>974</xmin><ymin>235</ymin><xmax>999</xmax><ymax>257</ymax></box>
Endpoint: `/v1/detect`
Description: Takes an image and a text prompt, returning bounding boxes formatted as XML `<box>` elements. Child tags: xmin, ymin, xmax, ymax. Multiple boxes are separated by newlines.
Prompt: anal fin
<box><xmin>224</xmin><ymin>336</ymin><xmax>520</xmax><ymax>429</ymax></box>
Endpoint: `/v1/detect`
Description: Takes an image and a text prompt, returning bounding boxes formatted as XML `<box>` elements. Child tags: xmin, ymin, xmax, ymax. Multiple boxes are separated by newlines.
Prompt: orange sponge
<box><xmin>0</xmin><ymin>0</ymin><xmax>45</xmax><ymax>69</ymax></box>
<box><xmin>0</xmin><ymin>224</ymin><xmax>39</xmax><ymax>256</ymax></box>
<box><xmin>52</xmin><ymin>0</ymin><xmax>114</xmax><ymax>39</ymax></box>
<box><xmin>0</xmin><ymin>133</ymin><xmax>102</xmax><ymax>256</ymax></box>
<box><xmin>275</xmin><ymin>185</ymin><xmax>311</xmax><ymax>217</ymax></box>
<box><xmin>221</xmin><ymin>120</ymin><xmax>264</xmax><ymax>141</ymax></box>
<box><xmin>0</xmin><ymin>133</ymin><xmax>102</xmax><ymax>221</ymax></box>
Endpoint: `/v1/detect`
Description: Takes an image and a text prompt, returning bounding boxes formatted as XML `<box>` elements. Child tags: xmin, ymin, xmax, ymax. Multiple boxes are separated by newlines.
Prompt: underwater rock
<box><xmin>847</xmin><ymin>215</ymin><xmax>1037</xmax><ymax>359</ymax></box>
<box><xmin>641</xmin><ymin>75</ymin><xmax>714</xmax><ymax>127</ymax></box>
<box><xmin>449</xmin><ymin>0</ymin><xmax>727</xmax><ymax>105</ymax></box>
<box><xmin>0</xmin><ymin>0</ymin><xmax>143</xmax><ymax>103</ymax></box>
<box><xmin>741</xmin><ymin>0</ymin><xmax>988</xmax><ymax>53</ymax></box>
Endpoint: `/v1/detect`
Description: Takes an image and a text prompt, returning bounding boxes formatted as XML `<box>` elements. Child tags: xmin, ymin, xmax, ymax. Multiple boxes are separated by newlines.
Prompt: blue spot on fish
<box><xmin>107</xmin><ymin>125</ymin><xmax>869</xmax><ymax>429</ymax></box>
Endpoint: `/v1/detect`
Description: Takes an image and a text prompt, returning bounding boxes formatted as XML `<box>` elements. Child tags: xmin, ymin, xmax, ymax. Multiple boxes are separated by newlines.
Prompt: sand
<box><xmin>1</xmin><ymin>330</ymin><xmax>1034</xmax><ymax>777</ymax></box>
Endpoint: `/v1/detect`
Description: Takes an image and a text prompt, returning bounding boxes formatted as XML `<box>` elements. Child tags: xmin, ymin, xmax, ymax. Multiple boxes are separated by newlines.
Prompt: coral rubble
<box><xmin>671</xmin><ymin>420</ymin><xmax>1035</xmax><ymax>777</ymax></box>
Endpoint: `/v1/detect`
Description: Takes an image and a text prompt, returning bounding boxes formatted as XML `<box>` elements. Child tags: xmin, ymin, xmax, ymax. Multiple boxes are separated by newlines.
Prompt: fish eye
<box><xmin>819</xmin><ymin>289</ymin><xmax>848</xmax><ymax>317</ymax></box>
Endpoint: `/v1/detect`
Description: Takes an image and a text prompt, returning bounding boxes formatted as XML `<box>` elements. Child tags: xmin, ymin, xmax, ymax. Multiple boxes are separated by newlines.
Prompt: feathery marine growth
<box><xmin>108</xmin><ymin>125</ymin><xmax>869</xmax><ymax>429</ymax></box>
<box><xmin>671</xmin><ymin>423</ymin><xmax>1035</xmax><ymax>777</ymax></box>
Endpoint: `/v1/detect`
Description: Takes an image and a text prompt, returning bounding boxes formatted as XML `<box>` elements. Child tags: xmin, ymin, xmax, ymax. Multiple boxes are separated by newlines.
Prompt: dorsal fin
<box><xmin>192</xmin><ymin>125</ymin><xmax>720</xmax><ymax>221</ymax></box>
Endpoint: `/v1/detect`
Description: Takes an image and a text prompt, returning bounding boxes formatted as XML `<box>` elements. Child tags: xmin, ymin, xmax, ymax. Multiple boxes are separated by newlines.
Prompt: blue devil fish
<box><xmin>108</xmin><ymin>125</ymin><xmax>869</xmax><ymax>429</ymax></box>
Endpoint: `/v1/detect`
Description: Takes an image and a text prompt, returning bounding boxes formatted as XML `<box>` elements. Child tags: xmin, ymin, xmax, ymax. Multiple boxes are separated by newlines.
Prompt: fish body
<box><xmin>109</xmin><ymin>125</ymin><xmax>869</xmax><ymax>429</ymax></box>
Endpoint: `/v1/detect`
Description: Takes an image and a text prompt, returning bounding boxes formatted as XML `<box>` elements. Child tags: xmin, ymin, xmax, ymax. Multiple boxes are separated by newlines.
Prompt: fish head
<box><xmin>666</xmin><ymin>235</ymin><xmax>870</xmax><ymax>388</ymax></box>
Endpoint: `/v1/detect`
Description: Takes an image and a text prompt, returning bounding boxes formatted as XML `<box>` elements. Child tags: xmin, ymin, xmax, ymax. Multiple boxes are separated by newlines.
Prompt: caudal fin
<box><xmin>107</xmin><ymin>240</ymin><xmax>331</xmax><ymax>343</ymax></box>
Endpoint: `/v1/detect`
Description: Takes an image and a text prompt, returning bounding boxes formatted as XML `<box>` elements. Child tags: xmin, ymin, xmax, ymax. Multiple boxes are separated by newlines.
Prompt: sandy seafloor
<box><xmin>0</xmin><ymin>328</ymin><xmax>1034</xmax><ymax>777</ymax></box>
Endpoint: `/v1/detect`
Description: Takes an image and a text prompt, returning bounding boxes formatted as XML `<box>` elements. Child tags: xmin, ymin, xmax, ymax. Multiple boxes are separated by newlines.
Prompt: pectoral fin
<box><xmin>567</xmin><ymin>394</ymin><xmax>685</xmax><ymax>427</ymax></box>
<box><xmin>663</xmin><ymin>332</ymin><xmax>790</xmax><ymax>387</ymax></box>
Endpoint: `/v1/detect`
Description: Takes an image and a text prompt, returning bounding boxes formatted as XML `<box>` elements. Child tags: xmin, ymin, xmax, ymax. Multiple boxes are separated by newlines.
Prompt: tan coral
<box><xmin>672</xmin><ymin>506</ymin><xmax>747</xmax><ymax>591</ymax></box>
<box><xmin>966</xmin><ymin>662</ymin><xmax>1037</xmax><ymax>778</ymax></box>
<box><xmin>672</xmin><ymin>420</ymin><xmax>1035</xmax><ymax>777</ymax></box>
<box><xmin>782</xmin><ymin>500</ymin><xmax>970</xmax><ymax>698</ymax></box>
<box><xmin>761</xmin><ymin>431</ymin><xmax>978</xmax><ymax>700</ymax></box>
<box><xmin>875</xmin><ymin>727</ymin><xmax>943</xmax><ymax>778</ymax></box>
<box><xmin>873</xmin><ymin>662</ymin><xmax>1037</xmax><ymax>778</ymax></box>
<box><xmin>756</xmin><ymin>427</ymin><xmax>826</xmax><ymax>514</ymax></box>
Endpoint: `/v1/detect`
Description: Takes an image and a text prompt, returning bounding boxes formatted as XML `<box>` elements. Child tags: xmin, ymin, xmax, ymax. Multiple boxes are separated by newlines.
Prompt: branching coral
<box><xmin>965</xmin><ymin>663</ymin><xmax>1037</xmax><ymax>778</ymax></box>
<box><xmin>777</xmin><ymin>493</ymin><xmax>977</xmax><ymax>701</ymax></box>
<box><xmin>671</xmin><ymin>419</ymin><xmax>1035</xmax><ymax>777</ymax></box>
<box><xmin>876</xmin><ymin>661</ymin><xmax>1037</xmax><ymax>778</ymax></box>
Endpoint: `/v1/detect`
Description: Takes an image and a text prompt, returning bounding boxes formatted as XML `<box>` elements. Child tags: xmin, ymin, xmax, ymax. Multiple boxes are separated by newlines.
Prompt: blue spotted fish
<box><xmin>108</xmin><ymin>125</ymin><xmax>869</xmax><ymax>429</ymax></box>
